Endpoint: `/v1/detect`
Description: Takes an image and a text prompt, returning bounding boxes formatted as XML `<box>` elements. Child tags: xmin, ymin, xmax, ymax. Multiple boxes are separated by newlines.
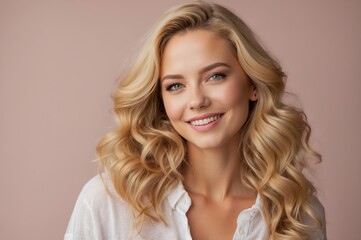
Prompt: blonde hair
<box><xmin>97</xmin><ymin>1</ymin><xmax>323</xmax><ymax>239</ymax></box>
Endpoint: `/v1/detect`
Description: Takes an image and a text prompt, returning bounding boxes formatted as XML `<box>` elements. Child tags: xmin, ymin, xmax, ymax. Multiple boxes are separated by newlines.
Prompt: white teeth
<box><xmin>190</xmin><ymin>115</ymin><xmax>221</xmax><ymax>126</ymax></box>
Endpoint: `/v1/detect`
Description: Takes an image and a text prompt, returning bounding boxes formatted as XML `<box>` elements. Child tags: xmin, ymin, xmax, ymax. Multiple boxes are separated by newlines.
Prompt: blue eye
<box><xmin>166</xmin><ymin>83</ymin><xmax>182</xmax><ymax>91</ymax></box>
<box><xmin>209</xmin><ymin>73</ymin><xmax>226</xmax><ymax>81</ymax></box>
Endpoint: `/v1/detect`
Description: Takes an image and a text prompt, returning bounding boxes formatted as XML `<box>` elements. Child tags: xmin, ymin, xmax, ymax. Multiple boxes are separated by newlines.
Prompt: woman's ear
<box><xmin>249</xmin><ymin>84</ymin><xmax>258</xmax><ymax>101</ymax></box>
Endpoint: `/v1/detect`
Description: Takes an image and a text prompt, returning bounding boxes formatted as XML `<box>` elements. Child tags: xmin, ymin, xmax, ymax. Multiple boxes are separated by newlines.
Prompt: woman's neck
<box><xmin>183</xmin><ymin>141</ymin><xmax>247</xmax><ymax>202</ymax></box>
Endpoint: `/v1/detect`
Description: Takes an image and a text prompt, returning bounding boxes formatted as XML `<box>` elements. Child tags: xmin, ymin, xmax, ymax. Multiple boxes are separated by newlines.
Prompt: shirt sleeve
<box><xmin>64</xmin><ymin>185</ymin><xmax>101</xmax><ymax>240</ymax></box>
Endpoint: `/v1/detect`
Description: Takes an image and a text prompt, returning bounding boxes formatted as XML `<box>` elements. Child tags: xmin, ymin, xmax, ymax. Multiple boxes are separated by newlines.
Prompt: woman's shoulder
<box><xmin>77</xmin><ymin>174</ymin><xmax>116</xmax><ymax>202</ymax></box>
<box><xmin>73</xmin><ymin>175</ymin><xmax>107</xmax><ymax>203</ymax></box>
<box><xmin>78</xmin><ymin>174</ymin><xmax>105</xmax><ymax>196</ymax></box>
<box><xmin>74</xmin><ymin>173</ymin><xmax>131</xmax><ymax>212</ymax></box>
<box><xmin>65</xmin><ymin>174</ymin><xmax>135</xmax><ymax>239</ymax></box>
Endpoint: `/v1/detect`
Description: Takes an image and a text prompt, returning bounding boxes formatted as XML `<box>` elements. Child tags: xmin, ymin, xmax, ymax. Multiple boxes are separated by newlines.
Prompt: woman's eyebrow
<box><xmin>199</xmin><ymin>62</ymin><xmax>230</xmax><ymax>75</ymax></box>
<box><xmin>161</xmin><ymin>74</ymin><xmax>183</xmax><ymax>82</ymax></box>
<box><xmin>161</xmin><ymin>62</ymin><xmax>230</xmax><ymax>82</ymax></box>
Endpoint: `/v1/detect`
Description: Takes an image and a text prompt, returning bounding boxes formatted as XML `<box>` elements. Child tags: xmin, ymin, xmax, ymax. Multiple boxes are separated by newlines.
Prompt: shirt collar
<box><xmin>167</xmin><ymin>181</ymin><xmax>188</xmax><ymax>209</ymax></box>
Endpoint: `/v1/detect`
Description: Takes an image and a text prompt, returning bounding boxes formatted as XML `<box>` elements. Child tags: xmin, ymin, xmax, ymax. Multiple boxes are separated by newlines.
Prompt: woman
<box><xmin>65</xmin><ymin>1</ymin><xmax>326</xmax><ymax>239</ymax></box>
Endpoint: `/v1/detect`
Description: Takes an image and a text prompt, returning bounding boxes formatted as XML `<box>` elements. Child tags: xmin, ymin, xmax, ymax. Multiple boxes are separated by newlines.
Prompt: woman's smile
<box><xmin>187</xmin><ymin>113</ymin><xmax>224</xmax><ymax>132</ymax></box>
<box><xmin>187</xmin><ymin>113</ymin><xmax>223</xmax><ymax>125</ymax></box>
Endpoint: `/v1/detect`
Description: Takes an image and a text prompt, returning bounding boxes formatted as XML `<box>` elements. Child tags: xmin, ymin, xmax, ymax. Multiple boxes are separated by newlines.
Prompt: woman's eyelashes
<box><xmin>209</xmin><ymin>72</ymin><xmax>227</xmax><ymax>81</ymax></box>
<box><xmin>165</xmin><ymin>82</ymin><xmax>183</xmax><ymax>91</ymax></box>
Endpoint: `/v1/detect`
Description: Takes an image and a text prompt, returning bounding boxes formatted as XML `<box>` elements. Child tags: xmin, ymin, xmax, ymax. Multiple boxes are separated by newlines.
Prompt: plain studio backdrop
<box><xmin>1</xmin><ymin>0</ymin><xmax>360</xmax><ymax>239</ymax></box>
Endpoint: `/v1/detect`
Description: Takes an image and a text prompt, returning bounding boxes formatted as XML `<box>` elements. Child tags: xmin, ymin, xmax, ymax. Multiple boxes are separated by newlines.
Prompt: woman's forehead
<box><xmin>160</xmin><ymin>29</ymin><xmax>237</xmax><ymax>75</ymax></box>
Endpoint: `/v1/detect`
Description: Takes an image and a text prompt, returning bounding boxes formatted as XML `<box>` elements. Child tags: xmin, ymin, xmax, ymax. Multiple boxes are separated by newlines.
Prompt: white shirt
<box><xmin>65</xmin><ymin>175</ymin><xmax>326</xmax><ymax>240</ymax></box>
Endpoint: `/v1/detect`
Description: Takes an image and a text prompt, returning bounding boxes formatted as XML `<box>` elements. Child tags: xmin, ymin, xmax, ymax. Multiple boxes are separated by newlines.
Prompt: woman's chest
<box><xmin>185</xmin><ymin>196</ymin><xmax>256</xmax><ymax>240</ymax></box>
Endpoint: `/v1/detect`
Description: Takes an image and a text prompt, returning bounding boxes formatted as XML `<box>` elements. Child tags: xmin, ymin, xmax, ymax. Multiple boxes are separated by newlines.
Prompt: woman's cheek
<box><xmin>163</xmin><ymin>97</ymin><xmax>184</xmax><ymax>122</ymax></box>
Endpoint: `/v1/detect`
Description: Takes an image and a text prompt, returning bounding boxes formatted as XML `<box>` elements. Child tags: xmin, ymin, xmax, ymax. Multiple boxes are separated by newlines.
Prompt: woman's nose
<box><xmin>188</xmin><ymin>86</ymin><xmax>210</xmax><ymax>110</ymax></box>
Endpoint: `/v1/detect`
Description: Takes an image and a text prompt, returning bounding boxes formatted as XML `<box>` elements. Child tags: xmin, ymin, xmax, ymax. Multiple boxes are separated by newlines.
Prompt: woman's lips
<box><xmin>189</xmin><ymin>114</ymin><xmax>223</xmax><ymax>126</ymax></box>
<box><xmin>186</xmin><ymin>113</ymin><xmax>224</xmax><ymax>132</ymax></box>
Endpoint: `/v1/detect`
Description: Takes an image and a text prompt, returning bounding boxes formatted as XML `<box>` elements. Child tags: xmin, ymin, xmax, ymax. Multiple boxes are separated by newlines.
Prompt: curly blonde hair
<box><xmin>97</xmin><ymin>1</ymin><xmax>323</xmax><ymax>239</ymax></box>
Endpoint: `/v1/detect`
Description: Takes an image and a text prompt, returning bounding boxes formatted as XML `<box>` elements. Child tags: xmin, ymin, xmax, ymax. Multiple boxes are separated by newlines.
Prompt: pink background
<box><xmin>1</xmin><ymin>0</ymin><xmax>360</xmax><ymax>239</ymax></box>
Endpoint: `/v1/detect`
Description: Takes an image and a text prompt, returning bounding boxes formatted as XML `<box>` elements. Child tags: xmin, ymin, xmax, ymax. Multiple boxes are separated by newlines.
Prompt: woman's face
<box><xmin>160</xmin><ymin>29</ymin><xmax>257</xmax><ymax>150</ymax></box>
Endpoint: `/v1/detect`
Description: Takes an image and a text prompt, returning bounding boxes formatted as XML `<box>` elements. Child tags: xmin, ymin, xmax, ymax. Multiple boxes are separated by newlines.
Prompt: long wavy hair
<box><xmin>97</xmin><ymin>1</ymin><xmax>323</xmax><ymax>239</ymax></box>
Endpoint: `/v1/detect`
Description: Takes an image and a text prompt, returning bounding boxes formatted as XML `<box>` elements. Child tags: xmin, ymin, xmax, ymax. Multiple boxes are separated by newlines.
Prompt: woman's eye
<box><xmin>209</xmin><ymin>73</ymin><xmax>226</xmax><ymax>81</ymax></box>
<box><xmin>166</xmin><ymin>83</ymin><xmax>182</xmax><ymax>91</ymax></box>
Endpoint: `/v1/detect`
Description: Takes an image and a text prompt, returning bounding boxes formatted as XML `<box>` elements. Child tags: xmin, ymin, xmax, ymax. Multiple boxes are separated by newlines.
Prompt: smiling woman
<box><xmin>65</xmin><ymin>1</ymin><xmax>326</xmax><ymax>239</ymax></box>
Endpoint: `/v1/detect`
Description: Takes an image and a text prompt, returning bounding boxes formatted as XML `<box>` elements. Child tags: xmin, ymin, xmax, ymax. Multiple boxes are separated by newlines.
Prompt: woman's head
<box><xmin>114</xmin><ymin>1</ymin><xmax>285</xmax><ymax>144</ymax></box>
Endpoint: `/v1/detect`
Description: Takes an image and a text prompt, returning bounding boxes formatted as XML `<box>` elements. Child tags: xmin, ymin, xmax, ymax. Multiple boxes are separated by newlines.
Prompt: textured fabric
<box><xmin>65</xmin><ymin>175</ymin><xmax>327</xmax><ymax>240</ymax></box>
